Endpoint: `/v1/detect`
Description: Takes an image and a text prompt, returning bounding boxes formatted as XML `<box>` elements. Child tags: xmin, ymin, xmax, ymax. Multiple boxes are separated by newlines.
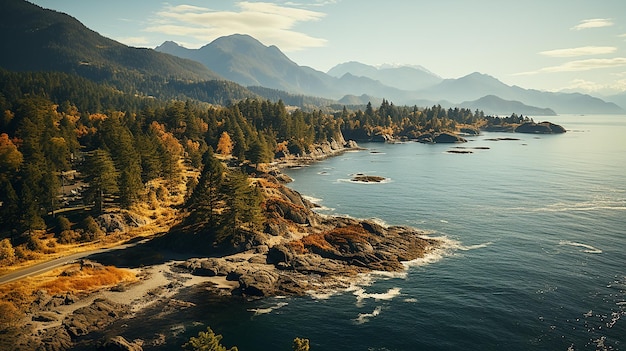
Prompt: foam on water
<box><xmin>458</xmin><ymin>241</ymin><xmax>493</xmax><ymax>251</ymax></box>
<box><xmin>301</xmin><ymin>195</ymin><xmax>323</xmax><ymax>204</ymax></box>
<box><xmin>508</xmin><ymin>199</ymin><xmax>626</xmax><ymax>213</ymax></box>
<box><xmin>559</xmin><ymin>240</ymin><xmax>603</xmax><ymax>254</ymax></box>
<box><xmin>402</xmin><ymin>235</ymin><xmax>465</xmax><ymax>268</ymax></box>
<box><xmin>354</xmin><ymin>306</ymin><xmax>383</xmax><ymax>324</ymax></box>
<box><xmin>351</xmin><ymin>287</ymin><xmax>402</xmax><ymax>307</ymax></box>
<box><xmin>248</xmin><ymin>302</ymin><xmax>288</xmax><ymax>316</ymax></box>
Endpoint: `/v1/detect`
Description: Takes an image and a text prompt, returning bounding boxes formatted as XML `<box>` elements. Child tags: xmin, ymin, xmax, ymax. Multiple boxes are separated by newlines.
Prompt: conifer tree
<box><xmin>190</xmin><ymin>147</ymin><xmax>225</xmax><ymax>227</ymax></box>
<box><xmin>82</xmin><ymin>149</ymin><xmax>118</xmax><ymax>214</ymax></box>
<box><xmin>218</xmin><ymin>170</ymin><xmax>264</xmax><ymax>243</ymax></box>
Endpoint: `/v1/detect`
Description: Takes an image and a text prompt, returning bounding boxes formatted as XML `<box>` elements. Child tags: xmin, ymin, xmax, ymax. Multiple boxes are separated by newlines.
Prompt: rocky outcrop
<box><xmin>351</xmin><ymin>175</ymin><xmax>386</xmax><ymax>183</ymax></box>
<box><xmin>514</xmin><ymin>121</ymin><xmax>566</xmax><ymax>134</ymax></box>
<box><xmin>38</xmin><ymin>326</ymin><xmax>73</xmax><ymax>351</ymax></box>
<box><xmin>98</xmin><ymin>336</ymin><xmax>143</xmax><ymax>351</ymax></box>
<box><xmin>97</xmin><ymin>212</ymin><xmax>149</xmax><ymax>233</ymax></box>
<box><xmin>63</xmin><ymin>298</ymin><xmax>130</xmax><ymax>338</ymax></box>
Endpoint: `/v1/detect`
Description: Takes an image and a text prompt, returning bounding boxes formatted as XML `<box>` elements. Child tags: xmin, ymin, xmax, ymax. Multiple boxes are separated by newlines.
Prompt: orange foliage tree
<box><xmin>216</xmin><ymin>131</ymin><xmax>234</xmax><ymax>156</ymax></box>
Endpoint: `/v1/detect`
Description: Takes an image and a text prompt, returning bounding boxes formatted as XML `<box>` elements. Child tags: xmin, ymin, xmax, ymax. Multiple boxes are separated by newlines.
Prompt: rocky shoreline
<box><xmin>5</xmin><ymin>139</ymin><xmax>444</xmax><ymax>351</ymax></box>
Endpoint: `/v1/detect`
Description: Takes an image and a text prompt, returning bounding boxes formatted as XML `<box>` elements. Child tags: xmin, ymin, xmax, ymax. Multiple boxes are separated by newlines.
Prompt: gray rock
<box><xmin>63</xmin><ymin>298</ymin><xmax>129</xmax><ymax>338</ymax></box>
<box><xmin>38</xmin><ymin>326</ymin><xmax>73</xmax><ymax>351</ymax></box>
<box><xmin>238</xmin><ymin>269</ymin><xmax>280</xmax><ymax>297</ymax></box>
<box><xmin>32</xmin><ymin>312</ymin><xmax>59</xmax><ymax>322</ymax></box>
<box><xmin>99</xmin><ymin>336</ymin><xmax>143</xmax><ymax>351</ymax></box>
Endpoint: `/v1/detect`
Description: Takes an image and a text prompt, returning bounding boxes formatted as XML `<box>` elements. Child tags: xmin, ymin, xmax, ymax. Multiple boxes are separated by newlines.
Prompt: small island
<box><xmin>351</xmin><ymin>175</ymin><xmax>387</xmax><ymax>183</ymax></box>
<box><xmin>514</xmin><ymin>121</ymin><xmax>566</xmax><ymax>134</ymax></box>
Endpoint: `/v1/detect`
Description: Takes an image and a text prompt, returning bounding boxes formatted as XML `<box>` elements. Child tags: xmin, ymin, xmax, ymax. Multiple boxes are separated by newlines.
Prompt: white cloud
<box><xmin>571</xmin><ymin>18</ymin><xmax>614</xmax><ymax>30</ymax></box>
<box><xmin>144</xmin><ymin>2</ymin><xmax>327</xmax><ymax>51</ymax></box>
<box><xmin>116</xmin><ymin>36</ymin><xmax>151</xmax><ymax>47</ymax></box>
<box><xmin>539</xmin><ymin>46</ymin><xmax>616</xmax><ymax>58</ymax></box>
<box><xmin>560</xmin><ymin>78</ymin><xmax>626</xmax><ymax>93</ymax></box>
<box><xmin>514</xmin><ymin>58</ymin><xmax>626</xmax><ymax>76</ymax></box>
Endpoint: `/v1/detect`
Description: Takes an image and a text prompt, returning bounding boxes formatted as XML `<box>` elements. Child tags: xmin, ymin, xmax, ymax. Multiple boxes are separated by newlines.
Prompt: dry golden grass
<box><xmin>0</xmin><ymin>264</ymin><xmax>136</xmax><ymax>310</ymax></box>
<box><xmin>299</xmin><ymin>233</ymin><xmax>334</xmax><ymax>253</ymax></box>
<box><xmin>39</xmin><ymin>265</ymin><xmax>136</xmax><ymax>294</ymax></box>
<box><xmin>255</xmin><ymin>177</ymin><xmax>281</xmax><ymax>189</ymax></box>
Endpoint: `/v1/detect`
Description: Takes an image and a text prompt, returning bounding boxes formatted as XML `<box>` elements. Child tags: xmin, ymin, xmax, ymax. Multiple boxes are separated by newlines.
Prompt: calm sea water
<box><xmin>81</xmin><ymin>115</ymin><xmax>626</xmax><ymax>350</ymax></box>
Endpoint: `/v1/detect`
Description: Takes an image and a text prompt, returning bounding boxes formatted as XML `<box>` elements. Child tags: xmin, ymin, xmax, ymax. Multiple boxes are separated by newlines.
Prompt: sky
<box><xmin>28</xmin><ymin>0</ymin><xmax>626</xmax><ymax>95</ymax></box>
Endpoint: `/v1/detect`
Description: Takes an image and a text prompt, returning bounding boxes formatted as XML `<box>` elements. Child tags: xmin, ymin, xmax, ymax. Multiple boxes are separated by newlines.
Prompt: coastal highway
<box><xmin>0</xmin><ymin>239</ymin><xmax>148</xmax><ymax>285</ymax></box>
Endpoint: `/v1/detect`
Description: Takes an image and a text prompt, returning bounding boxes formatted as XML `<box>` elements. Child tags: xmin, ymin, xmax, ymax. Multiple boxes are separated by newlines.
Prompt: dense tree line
<box><xmin>0</xmin><ymin>69</ymin><xmax>497</xmax><ymax>260</ymax></box>
<box><xmin>339</xmin><ymin>99</ymin><xmax>485</xmax><ymax>141</ymax></box>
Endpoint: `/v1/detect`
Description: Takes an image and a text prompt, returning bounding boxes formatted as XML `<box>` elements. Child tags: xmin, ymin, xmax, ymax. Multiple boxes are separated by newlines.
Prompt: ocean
<box><xmin>78</xmin><ymin>115</ymin><xmax>626</xmax><ymax>350</ymax></box>
<box><xmin>230</xmin><ymin>114</ymin><xmax>625</xmax><ymax>350</ymax></box>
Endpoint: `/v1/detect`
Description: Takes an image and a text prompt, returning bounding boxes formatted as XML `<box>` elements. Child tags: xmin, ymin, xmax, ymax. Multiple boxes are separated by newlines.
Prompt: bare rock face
<box><xmin>38</xmin><ymin>326</ymin><xmax>73</xmax><ymax>351</ymax></box>
<box><xmin>63</xmin><ymin>298</ymin><xmax>130</xmax><ymax>338</ymax></box>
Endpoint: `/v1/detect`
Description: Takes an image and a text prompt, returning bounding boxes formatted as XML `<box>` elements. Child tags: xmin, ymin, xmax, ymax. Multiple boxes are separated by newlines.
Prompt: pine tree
<box><xmin>82</xmin><ymin>149</ymin><xmax>118</xmax><ymax>214</ymax></box>
<box><xmin>246</xmin><ymin>135</ymin><xmax>271</xmax><ymax>169</ymax></box>
<box><xmin>190</xmin><ymin>148</ymin><xmax>225</xmax><ymax>227</ymax></box>
<box><xmin>218</xmin><ymin>170</ymin><xmax>264</xmax><ymax>243</ymax></box>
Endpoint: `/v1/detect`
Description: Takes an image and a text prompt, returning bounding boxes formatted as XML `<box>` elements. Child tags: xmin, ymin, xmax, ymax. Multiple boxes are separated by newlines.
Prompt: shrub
<box><xmin>57</xmin><ymin>215</ymin><xmax>72</xmax><ymax>232</ymax></box>
<box><xmin>0</xmin><ymin>301</ymin><xmax>22</xmax><ymax>331</ymax></box>
<box><xmin>293</xmin><ymin>338</ymin><xmax>310</xmax><ymax>351</ymax></box>
<box><xmin>81</xmin><ymin>216</ymin><xmax>104</xmax><ymax>242</ymax></box>
<box><xmin>0</xmin><ymin>239</ymin><xmax>15</xmax><ymax>265</ymax></box>
<box><xmin>59</xmin><ymin>230</ymin><xmax>81</xmax><ymax>244</ymax></box>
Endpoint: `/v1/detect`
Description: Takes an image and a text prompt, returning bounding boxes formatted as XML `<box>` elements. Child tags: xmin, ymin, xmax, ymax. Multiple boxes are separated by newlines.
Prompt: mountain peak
<box><xmin>327</xmin><ymin>61</ymin><xmax>442</xmax><ymax>91</ymax></box>
<box><xmin>155</xmin><ymin>41</ymin><xmax>183</xmax><ymax>51</ymax></box>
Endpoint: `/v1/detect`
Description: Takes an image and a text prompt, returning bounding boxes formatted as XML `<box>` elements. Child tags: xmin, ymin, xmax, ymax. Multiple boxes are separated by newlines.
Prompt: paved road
<box><xmin>0</xmin><ymin>239</ymin><xmax>148</xmax><ymax>285</ymax></box>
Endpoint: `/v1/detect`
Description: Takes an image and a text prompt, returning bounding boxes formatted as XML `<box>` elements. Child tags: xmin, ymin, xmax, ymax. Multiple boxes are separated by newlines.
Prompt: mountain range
<box><xmin>2</xmin><ymin>0</ymin><xmax>624</xmax><ymax>115</ymax></box>
<box><xmin>156</xmin><ymin>36</ymin><xmax>624</xmax><ymax>115</ymax></box>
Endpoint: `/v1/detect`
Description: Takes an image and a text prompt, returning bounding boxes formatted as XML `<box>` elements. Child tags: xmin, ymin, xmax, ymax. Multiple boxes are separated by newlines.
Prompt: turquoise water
<box><xmin>242</xmin><ymin>115</ymin><xmax>625</xmax><ymax>350</ymax></box>
<box><xmin>79</xmin><ymin>115</ymin><xmax>625</xmax><ymax>350</ymax></box>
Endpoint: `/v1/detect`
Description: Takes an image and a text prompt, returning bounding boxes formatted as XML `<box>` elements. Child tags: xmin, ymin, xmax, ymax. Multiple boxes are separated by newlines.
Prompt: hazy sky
<box><xmin>29</xmin><ymin>0</ymin><xmax>626</xmax><ymax>95</ymax></box>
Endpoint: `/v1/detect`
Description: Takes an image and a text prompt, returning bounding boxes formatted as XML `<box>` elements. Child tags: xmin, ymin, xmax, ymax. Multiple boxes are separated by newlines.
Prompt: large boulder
<box><xmin>237</xmin><ymin>269</ymin><xmax>280</xmax><ymax>297</ymax></box>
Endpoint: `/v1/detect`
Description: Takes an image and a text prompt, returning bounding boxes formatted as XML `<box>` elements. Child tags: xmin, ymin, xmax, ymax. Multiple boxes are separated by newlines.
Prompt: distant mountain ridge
<box><xmin>156</xmin><ymin>36</ymin><xmax>338</xmax><ymax>97</ymax></box>
<box><xmin>327</xmin><ymin>61</ymin><xmax>442</xmax><ymax>91</ymax></box>
<box><xmin>459</xmin><ymin>95</ymin><xmax>556</xmax><ymax>116</ymax></box>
